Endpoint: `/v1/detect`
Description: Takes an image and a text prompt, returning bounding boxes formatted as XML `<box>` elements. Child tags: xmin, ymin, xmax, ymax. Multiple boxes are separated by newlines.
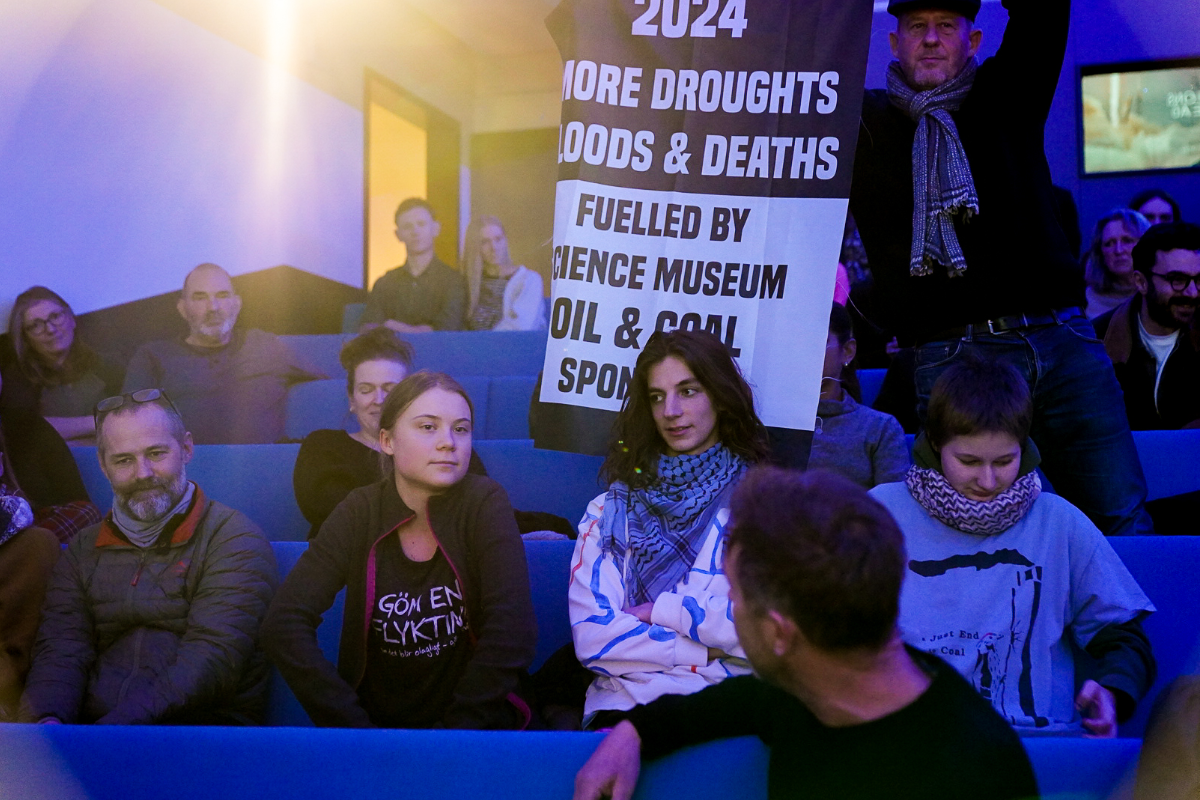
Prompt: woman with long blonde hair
<box><xmin>461</xmin><ymin>216</ymin><xmax>546</xmax><ymax>331</ymax></box>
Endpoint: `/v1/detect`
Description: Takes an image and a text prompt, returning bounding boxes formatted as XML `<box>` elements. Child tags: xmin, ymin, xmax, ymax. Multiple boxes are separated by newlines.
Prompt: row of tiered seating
<box><xmin>70</xmin><ymin>428</ymin><xmax>1200</xmax><ymax>542</ymax></box>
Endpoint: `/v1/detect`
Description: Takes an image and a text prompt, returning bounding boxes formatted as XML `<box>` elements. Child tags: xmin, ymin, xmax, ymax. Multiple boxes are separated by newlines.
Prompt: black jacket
<box><xmin>850</xmin><ymin>0</ymin><xmax>1082</xmax><ymax>345</ymax></box>
<box><xmin>1095</xmin><ymin>296</ymin><xmax>1200</xmax><ymax>430</ymax></box>
<box><xmin>261</xmin><ymin>473</ymin><xmax>536</xmax><ymax>728</ymax></box>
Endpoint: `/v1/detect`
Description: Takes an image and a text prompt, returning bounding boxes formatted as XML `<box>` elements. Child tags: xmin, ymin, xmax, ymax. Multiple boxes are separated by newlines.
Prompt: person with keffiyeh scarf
<box><xmin>850</xmin><ymin>0</ymin><xmax>1154</xmax><ymax>539</ymax></box>
<box><xmin>871</xmin><ymin>357</ymin><xmax>1156</xmax><ymax>736</ymax></box>
<box><xmin>568</xmin><ymin>330</ymin><xmax>769</xmax><ymax>728</ymax></box>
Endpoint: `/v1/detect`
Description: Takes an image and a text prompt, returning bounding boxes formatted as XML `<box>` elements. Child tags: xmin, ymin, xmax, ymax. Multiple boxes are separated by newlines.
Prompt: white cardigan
<box><xmin>491</xmin><ymin>265</ymin><xmax>547</xmax><ymax>331</ymax></box>
<box><xmin>569</xmin><ymin>492</ymin><xmax>750</xmax><ymax>720</ymax></box>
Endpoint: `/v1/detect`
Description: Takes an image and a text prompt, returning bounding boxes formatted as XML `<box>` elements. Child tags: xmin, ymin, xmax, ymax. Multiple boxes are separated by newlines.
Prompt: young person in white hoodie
<box><xmin>569</xmin><ymin>330</ymin><xmax>769</xmax><ymax>728</ymax></box>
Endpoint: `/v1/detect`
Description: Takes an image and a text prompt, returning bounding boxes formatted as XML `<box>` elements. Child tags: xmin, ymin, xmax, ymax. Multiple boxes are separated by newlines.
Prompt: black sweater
<box><xmin>261</xmin><ymin>473</ymin><xmax>536</xmax><ymax>729</ymax></box>
<box><xmin>627</xmin><ymin>648</ymin><xmax>1038</xmax><ymax>800</ymax></box>
<box><xmin>850</xmin><ymin>0</ymin><xmax>1082</xmax><ymax>345</ymax></box>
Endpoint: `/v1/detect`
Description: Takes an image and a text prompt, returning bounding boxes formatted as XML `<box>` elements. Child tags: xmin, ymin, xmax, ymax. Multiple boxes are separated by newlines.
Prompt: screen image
<box><xmin>1080</xmin><ymin>58</ymin><xmax>1200</xmax><ymax>176</ymax></box>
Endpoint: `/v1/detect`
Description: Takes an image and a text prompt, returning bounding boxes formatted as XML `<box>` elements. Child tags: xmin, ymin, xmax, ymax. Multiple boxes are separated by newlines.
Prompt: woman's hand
<box><xmin>624</xmin><ymin>602</ymin><xmax>653</xmax><ymax>624</ymax></box>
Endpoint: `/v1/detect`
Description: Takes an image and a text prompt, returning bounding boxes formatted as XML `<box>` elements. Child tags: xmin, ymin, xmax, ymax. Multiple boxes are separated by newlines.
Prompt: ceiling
<box><xmin>401</xmin><ymin>0</ymin><xmax>562</xmax><ymax>57</ymax></box>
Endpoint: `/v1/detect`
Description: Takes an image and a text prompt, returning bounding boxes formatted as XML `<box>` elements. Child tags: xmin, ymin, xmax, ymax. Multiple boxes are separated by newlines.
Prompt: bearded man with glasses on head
<box><xmin>18</xmin><ymin>390</ymin><xmax>277</xmax><ymax>725</ymax></box>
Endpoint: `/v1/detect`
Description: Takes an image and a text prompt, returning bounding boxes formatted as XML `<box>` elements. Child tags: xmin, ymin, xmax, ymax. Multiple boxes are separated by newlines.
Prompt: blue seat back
<box><xmin>0</xmin><ymin>724</ymin><xmax>1137</xmax><ymax>799</ymax></box>
<box><xmin>342</xmin><ymin>303</ymin><xmax>366</xmax><ymax>334</ymax></box>
<box><xmin>525</xmin><ymin>539</ymin><xmax>576</xmax><ymax>670</ymax></box>
<box><xmin>267</xmin><ymin>541</ymin><xmax>346</xmax><ymax>727</ymax></box>
<box><xmin>73</xmin><ymin>445</ymin><xmax>309</xmax><ymax>542</ymax></box>
<box><xmin>280</xmin><ymin>331</ymin><xmax>548</xmax><ymax>380</ymax></box>
<box><xmin>1110</xmin><ymin>536</ymin><xmax>1200</xmax><ymax>737</ymax></box>
<box><xmin>474</xmin><ymin>440</ymin><xmax>604</xmax><ymax>524</ymax></box>
<box><xmin>858</xmin><ymin>368</ymin><xmax>885</xmax><ymax>407</ymax></box>
<box><xmin>486</xmin><ymin>375</ymin><xmax>538</xmax><ymax>440</ymax></box>
<box><xmin>1133</xmin><ymin>429</ymin><xmax>1200</xmax><ymax>501</ymax></box>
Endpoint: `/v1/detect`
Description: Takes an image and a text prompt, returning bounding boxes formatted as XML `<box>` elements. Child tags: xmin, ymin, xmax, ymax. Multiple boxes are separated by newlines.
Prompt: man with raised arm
<box><xmin>850</xmin><ymin>0</ymin><xmax>1153</xmax><ymax>536</ymax></box>
<box><xmin>19</xmin><ymin>391</ymin><xmax>277</xmax><ymax>724</ymax></box>
<box><xmin>573</xmin><ymin>468</ymin><xmax>1036</xmax><ymax>800</ymax></box>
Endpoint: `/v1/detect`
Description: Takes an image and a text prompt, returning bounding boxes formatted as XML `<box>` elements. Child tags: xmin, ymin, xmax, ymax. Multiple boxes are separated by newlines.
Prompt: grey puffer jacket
<box><xmin>20</xmin><ymin>486</ymin><xmax>278</xmax><ymax>724</ymax></box>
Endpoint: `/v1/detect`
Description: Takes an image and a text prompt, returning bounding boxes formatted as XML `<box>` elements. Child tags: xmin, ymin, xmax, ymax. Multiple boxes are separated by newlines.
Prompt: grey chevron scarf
<box><xmin>886</xmin><ymin>58</ymin><xmax>980</xmax><ymax>278</ymax></box>
<box><xmin>599</xmin><ymin>445</ymin><xmax>745</xmax><ymax>606</ymax></box>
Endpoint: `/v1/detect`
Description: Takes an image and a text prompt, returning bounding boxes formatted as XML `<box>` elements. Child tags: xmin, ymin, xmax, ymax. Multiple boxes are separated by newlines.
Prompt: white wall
<box><xmin>0</xmin><ymin>0</ymin><xmax>363</xmax><ymax>325</ymax></box>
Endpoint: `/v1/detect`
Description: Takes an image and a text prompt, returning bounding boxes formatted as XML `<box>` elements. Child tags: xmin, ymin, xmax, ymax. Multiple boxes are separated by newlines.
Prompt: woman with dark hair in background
<box><xmin>292</xmin><ymin>328</ymin><xmax>416</xmax><ymax>539</ymax></box>
<box><xmin>292</xmin><ymin>328</ymin><xmax>488</xmax><ymax>539</ymax></box>
<box><xmin>264</xmin><ymin>370</ymin><xmax>537</xmax><ymax>730</ymax></box>
<box><xmin>461</xmin><ymin>215</ymin><xmax>546</xmax><ymax>331</ymax></box>
<box><xmin>569</xmin><ymin>329</ymin><xmax>769</xmax><ymax>728</ymax></box>
<box><xmin>808</xmin><ymin>303</ymin><xmax>909</xmax><ymax>488</ymax></box>
<box><xmin>1</xmin><ymin>287</ymin><xmax>123</xmax><ymax>444</ymax></box>
<box><xmin>1130</xmin><ymin>188</ymin><xmax>1182</xmax><ymax>227</ymax></box>
<box><xmin>1084</xmin><ymin>209</ymin><xmax>1152</xmax><ymax>319</ymax></box>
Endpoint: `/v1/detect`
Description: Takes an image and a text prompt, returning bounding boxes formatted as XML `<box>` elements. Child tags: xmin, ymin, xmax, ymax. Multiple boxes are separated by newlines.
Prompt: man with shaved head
<box><xmin>123</xmin><ymin>264</ymin><xmax>324</xmax><ymax>444</ymax></box>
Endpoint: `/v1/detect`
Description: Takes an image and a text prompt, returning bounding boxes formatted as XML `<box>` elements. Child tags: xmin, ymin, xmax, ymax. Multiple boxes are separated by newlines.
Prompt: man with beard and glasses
<box><xmin>19</xmin><ymin>391</ymin><xmax>277</xmax><ymax>725</ymax></box>
<box><xmin>572</xmin><ymin>469</ymin><xmax>1036</xmax><ymax>800</ymax></box>
<box><xmin>851</xmin><ymin>0</ymin><xmax>1155</xmax><ymax>536</ymax></box>
<box><xmin>123</xmin><ymin>263</ymin><xmax>325</xmax><ymax>444</ymax></box>
<box><xmin>1095</xmin><ymin>223</ymin><xmax>1200</xmax><ymax>430</ymax></box>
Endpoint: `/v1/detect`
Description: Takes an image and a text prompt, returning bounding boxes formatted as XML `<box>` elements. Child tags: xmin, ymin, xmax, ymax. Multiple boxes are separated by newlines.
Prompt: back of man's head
<box><xmin>1132</xmin><ymin>221</ymin><xmax>1200</xmax><ymax>275</ymax></box>
<box><xmin>728</xmin><ymin>467</ymin><xmax>906</xmax><ymax>653</ymax></box>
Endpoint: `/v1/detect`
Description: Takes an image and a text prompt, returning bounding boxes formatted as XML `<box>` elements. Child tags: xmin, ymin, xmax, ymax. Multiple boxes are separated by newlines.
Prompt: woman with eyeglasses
<box><xmin>1</xmin><ymin>287</ymin><xmax>123</xmax><ymax>445</ymax></box>
<box><xmin>263</xmin><ymin>370</ymin><xmax>537</xmax><ymax>730</ymax></box>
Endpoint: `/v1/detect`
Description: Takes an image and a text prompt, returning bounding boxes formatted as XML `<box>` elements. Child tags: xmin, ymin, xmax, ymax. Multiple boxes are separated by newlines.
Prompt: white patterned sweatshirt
<box><xmin>569</xmin><ymin>492</ymin><xmax>751</xmax><ymax>720</ymax></box>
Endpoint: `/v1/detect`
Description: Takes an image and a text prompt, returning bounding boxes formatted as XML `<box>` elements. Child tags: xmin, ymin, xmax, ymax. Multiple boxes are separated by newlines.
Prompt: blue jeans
<box><xmin>913</xmin><ymin>314</ymin><xmax>1153</xmax><ymax>536</ymax></box>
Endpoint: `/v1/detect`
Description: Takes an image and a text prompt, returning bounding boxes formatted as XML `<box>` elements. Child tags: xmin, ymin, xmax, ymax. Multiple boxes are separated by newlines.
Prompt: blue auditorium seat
<box><xmin>486</xmin><ymin>375</ymin><xmax>538</xmax><ymax>439</ymax></box>
<box><xmin>858</xmin><ymin>367</ymin><xmax>885</xmax><ymax>407</ymax></box>
<box><xmin>280</xmin><ymin>331</ymin><xmax>549</xmax><ymax>380</ymax></box>
<box><xmin>0</xmin><ymin>723</ymin><xmax>1138</xmax><ymax>800</ymax></box>
<box><xmin>284</xmin><ymin>376</ymin><xmax>493</xmax><ymax>441</ymax></box>
<box><xmin>341</xmin><ymin>302</ymin><xmax>366</xmax><ymax>333</ymax></box>
<box><xmin>72</xmin><ymin>445</ymin><xmax>309</xmax><ymax>542</ymax></box>
<box><xmin>474</xmin><ymin>439</ymin><xmax>604</xmax><ymax>525</ymax></box>
<box><xmin>1109</xmin><ymin>536</ymin><xmax>1200</xmax><ymax>737</ymax></box>
<box><xmin>267</xmin><ymin>541</ymin><xmax>346</xmax><ymax>726</ymax></box>
<box><xmin>1133</xmin><ymin>429</ymin><xmax>1200</xmax><ymax>501</ymax></box>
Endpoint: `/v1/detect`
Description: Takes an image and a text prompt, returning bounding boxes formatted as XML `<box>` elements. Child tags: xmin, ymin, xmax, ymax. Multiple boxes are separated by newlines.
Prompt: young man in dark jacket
<box><xmin>1093</xmin><ymin>223</ymin><xmax>1200</xmax><ymax>430</ymax></box>
<box><xmin>19</xmin><ymin>391</ymin><xmax>277</xmax><ymax>724</ymax></box>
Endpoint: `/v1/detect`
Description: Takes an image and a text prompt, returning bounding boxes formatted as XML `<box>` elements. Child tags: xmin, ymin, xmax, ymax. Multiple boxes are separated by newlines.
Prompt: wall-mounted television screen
<box><xmin>1079</xmin><ymin>57</ymin><xmax>1200</xmax><ymax>176</ymax></box>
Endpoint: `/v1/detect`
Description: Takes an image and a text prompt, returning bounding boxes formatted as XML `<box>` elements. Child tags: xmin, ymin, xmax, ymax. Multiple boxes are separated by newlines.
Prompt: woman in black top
<box><xmin>292</xmin><ymin>328</ymin><xmax>416</xmax><ymax>538</ymax></box>
<box><xmin>1</xmin><ymin>286</ymin><xmax>123</xmax><ymax>445</ymax></box>
<box><xmin>263</xmin><ymin>371</ymin><xmax>537</xmax><ymax>729</ymax></box>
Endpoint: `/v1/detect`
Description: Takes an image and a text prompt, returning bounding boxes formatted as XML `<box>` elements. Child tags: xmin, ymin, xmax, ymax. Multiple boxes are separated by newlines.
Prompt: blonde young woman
<box><xmin>462</xmin><ymin>216</ymin><xmax>546</xmax><ymax>331</ymax></box>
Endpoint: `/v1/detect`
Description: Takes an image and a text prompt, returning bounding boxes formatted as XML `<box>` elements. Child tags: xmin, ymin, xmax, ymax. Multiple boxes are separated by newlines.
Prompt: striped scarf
<box><xmin>600</xmin><ymin>445</ymin><xmax>745</xmax><ymax>606</ymax></box>
<box><xmin>886</xmin><ymin>58</ymin><xmax>979</xmax><ymax>278</ymax></box>
<box><xmin>905</xmin><ymin>465</ymin><xmax>1040</xmax><ymax>536</ymax></box>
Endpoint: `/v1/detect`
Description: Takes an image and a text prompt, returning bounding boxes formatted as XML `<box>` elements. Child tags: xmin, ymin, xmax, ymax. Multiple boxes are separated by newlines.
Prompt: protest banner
<box><xmin>536</xmin><ymin>0</ymin><xmax>872</xmax><ymax>457</ymax></box>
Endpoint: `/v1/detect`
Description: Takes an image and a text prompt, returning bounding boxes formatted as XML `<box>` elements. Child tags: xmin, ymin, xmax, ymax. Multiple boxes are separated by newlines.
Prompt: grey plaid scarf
<box><xmin>886</xmin><ymin>58</ymin><xmax>979</xmax><ymax>278</ymax></box>
<box><xmin>599</xmin><ymin>445</ymin><xmax>745</xmax><ymax>606</ymax></box>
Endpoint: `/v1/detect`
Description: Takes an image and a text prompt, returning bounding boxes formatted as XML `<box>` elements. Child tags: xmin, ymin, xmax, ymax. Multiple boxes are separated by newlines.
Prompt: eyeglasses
<box><xmin>24</xmin><ymin>310</ymin><xmax>67</xmax><ymax>336</ymax></box>
<box><xmin>93</xmin><ymin>389</ymin><xmax>180</xmax><ymax>426</ymax></box>
<box><xmin>1150</xmin><ymin>271</ymin><xmax>1200</xmax><ymax>292</ymax></box>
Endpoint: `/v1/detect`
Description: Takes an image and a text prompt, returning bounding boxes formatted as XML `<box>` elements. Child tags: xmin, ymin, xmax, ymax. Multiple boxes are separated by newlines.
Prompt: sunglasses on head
<box><xmin>93</xmin><ymin>389</ymin><xmax>180</xmax><ymax>426</ymax></box>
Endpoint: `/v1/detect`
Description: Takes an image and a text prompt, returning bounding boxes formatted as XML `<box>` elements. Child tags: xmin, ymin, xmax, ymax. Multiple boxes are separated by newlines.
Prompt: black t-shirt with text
<box><xmin>357</xmin><ymin>536</ymin><xmax>471</xmax><ymax>728</ymax></box>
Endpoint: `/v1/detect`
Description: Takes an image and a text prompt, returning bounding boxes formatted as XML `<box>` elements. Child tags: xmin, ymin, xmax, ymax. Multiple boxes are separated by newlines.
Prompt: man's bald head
<box><xmin>177</xmin><ymin>263</ymin><xmax>242</xmax><ymax>348</ymax></box>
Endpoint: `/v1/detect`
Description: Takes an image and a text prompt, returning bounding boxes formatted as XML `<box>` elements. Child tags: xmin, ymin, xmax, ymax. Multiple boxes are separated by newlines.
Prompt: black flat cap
<box><xmin>887</xmin><ymin>0</ymin><xmax>982</xmax><ymax>20</ymax></box>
